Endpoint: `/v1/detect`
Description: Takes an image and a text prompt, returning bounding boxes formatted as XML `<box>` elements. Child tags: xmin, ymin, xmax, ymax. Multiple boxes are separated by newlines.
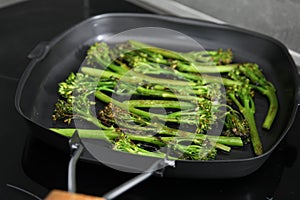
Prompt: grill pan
<box><xmin>15</xmin><ymin>13</ymin><xmax>300</xmax><ymax>178</ymax></box>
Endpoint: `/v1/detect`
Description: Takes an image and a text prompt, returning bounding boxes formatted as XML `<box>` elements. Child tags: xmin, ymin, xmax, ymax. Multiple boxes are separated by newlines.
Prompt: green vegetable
<box><xmin>50</xmin><ymin>128</ymin><xmax>220</xmax><ymax>160</ymax></box>
<box><xmin>238</xmin><ymin>63</ymin><xmax>278</xmax><ymax>130</ymax></box>
<box><xmin>52</xmin><ymin>40</ymin><xmax>278</xmax><ymax>158</ymax></box>
<box><xmin>227</xmin><ymin>83</ymin><xmax>263</xmax><ymax>155</ymax></box>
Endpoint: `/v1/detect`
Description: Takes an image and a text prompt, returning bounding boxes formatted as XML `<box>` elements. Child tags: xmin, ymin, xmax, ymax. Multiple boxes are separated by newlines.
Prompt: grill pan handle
<box><xmin>58</xmin><ymin>131</ymin><xmax>175</xmax><ymax>200</ymax></box>
<box><xmin>68</xmin><ymin>131</ymin><xmax>83</xmax><ymax>193</ymax></box>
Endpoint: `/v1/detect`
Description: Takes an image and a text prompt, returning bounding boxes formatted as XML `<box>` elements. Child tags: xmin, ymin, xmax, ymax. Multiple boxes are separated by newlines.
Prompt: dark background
<box><xmin>0</xmin><ymin>0</ymin><xmax>299</xmax><ymax>199</ymax></box>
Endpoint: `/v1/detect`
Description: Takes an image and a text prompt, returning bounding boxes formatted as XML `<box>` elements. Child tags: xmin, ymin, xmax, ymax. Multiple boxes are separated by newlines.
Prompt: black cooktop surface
<box><xmin>0</xmin><ymin>0</ymin><xmax>299</xmax><ymax>199</ymax></box>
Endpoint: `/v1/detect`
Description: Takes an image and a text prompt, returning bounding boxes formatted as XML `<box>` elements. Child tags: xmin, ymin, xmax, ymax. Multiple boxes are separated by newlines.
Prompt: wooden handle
<box><xmin>45</xmin><ymin>190</ymin><xmax>105</xmax><ymax>200</ymax></box>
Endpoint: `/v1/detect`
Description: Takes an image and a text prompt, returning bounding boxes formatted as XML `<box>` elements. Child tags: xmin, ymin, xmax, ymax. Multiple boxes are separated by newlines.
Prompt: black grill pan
<box><xmin>15</xmin><ymin>13</ymin><xmax>300</xmax><ymax>178</ymax></box>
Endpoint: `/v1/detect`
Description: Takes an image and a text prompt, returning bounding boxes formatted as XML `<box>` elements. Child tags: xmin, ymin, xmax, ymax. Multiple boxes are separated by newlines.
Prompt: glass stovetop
<box><xmin>0</xmin><ymin>0</ymin><xmax>299</xmax><ymax>199</ymax></box>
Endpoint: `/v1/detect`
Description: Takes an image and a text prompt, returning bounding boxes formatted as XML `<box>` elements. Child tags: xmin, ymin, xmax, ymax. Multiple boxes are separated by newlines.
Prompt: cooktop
<box><xmin>0</xmin><ymin>0</ymin><xmax>299</xmax><ymax>199</ymax></box>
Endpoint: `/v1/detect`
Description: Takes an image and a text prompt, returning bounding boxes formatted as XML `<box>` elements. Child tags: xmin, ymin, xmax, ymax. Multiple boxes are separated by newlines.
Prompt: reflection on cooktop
<box><xmin>22</xmin><ymin>133</ymin><xmax>297</xmax><ymax>200</ymax></box>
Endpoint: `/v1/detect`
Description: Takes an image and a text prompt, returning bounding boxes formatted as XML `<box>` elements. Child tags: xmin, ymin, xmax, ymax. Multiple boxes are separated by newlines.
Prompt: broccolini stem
<box><xmin>81</xmin><ymin>67</ymin><xmax>197</xmax><ymax>87</ymax></box>
<box><xmin>228</xmin><ymin>87</ymin><xmax>263</xmax><ymax>155</ymax></box>
<box><xmin>176</xmin><ymin>62</ymin><xmax>238</xmax><ymax>74</ymax></box>
<box><xmin>243</xmin><ymin>106</ymin><xmax>263</xmax><ymax>155</ymax></box>
<box><xmin>50</xmin><ymin>128</ymin><xmax>164</xmax><ymax>146</ymax></box>
<box><xmin>135</xmin><ymin>86</ymin><xmax>200</xmax><ymax>102</ymax></box>
<box><xmin>123</xmin><ymin>99</ymin><xmax>196</xmax><ymax>110</ymax></box>
<box><xmin>239</xmin><ymin>63</ymin><xmax>278</xmax><ymax>130</ymax></box>
<box><xmin>214</xmin><ymin>143</ymin><xmax>231</xmax><ymax>152</ymax></box>
<box><xmin>50</xmin><ymin>128</ymin><xmax>232</xmax><ymax>152</ymax></box>
<box><xmin>255</xmin><ymin>86</ymin><xmax>278</xmax><ymax>129</ymax></box>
